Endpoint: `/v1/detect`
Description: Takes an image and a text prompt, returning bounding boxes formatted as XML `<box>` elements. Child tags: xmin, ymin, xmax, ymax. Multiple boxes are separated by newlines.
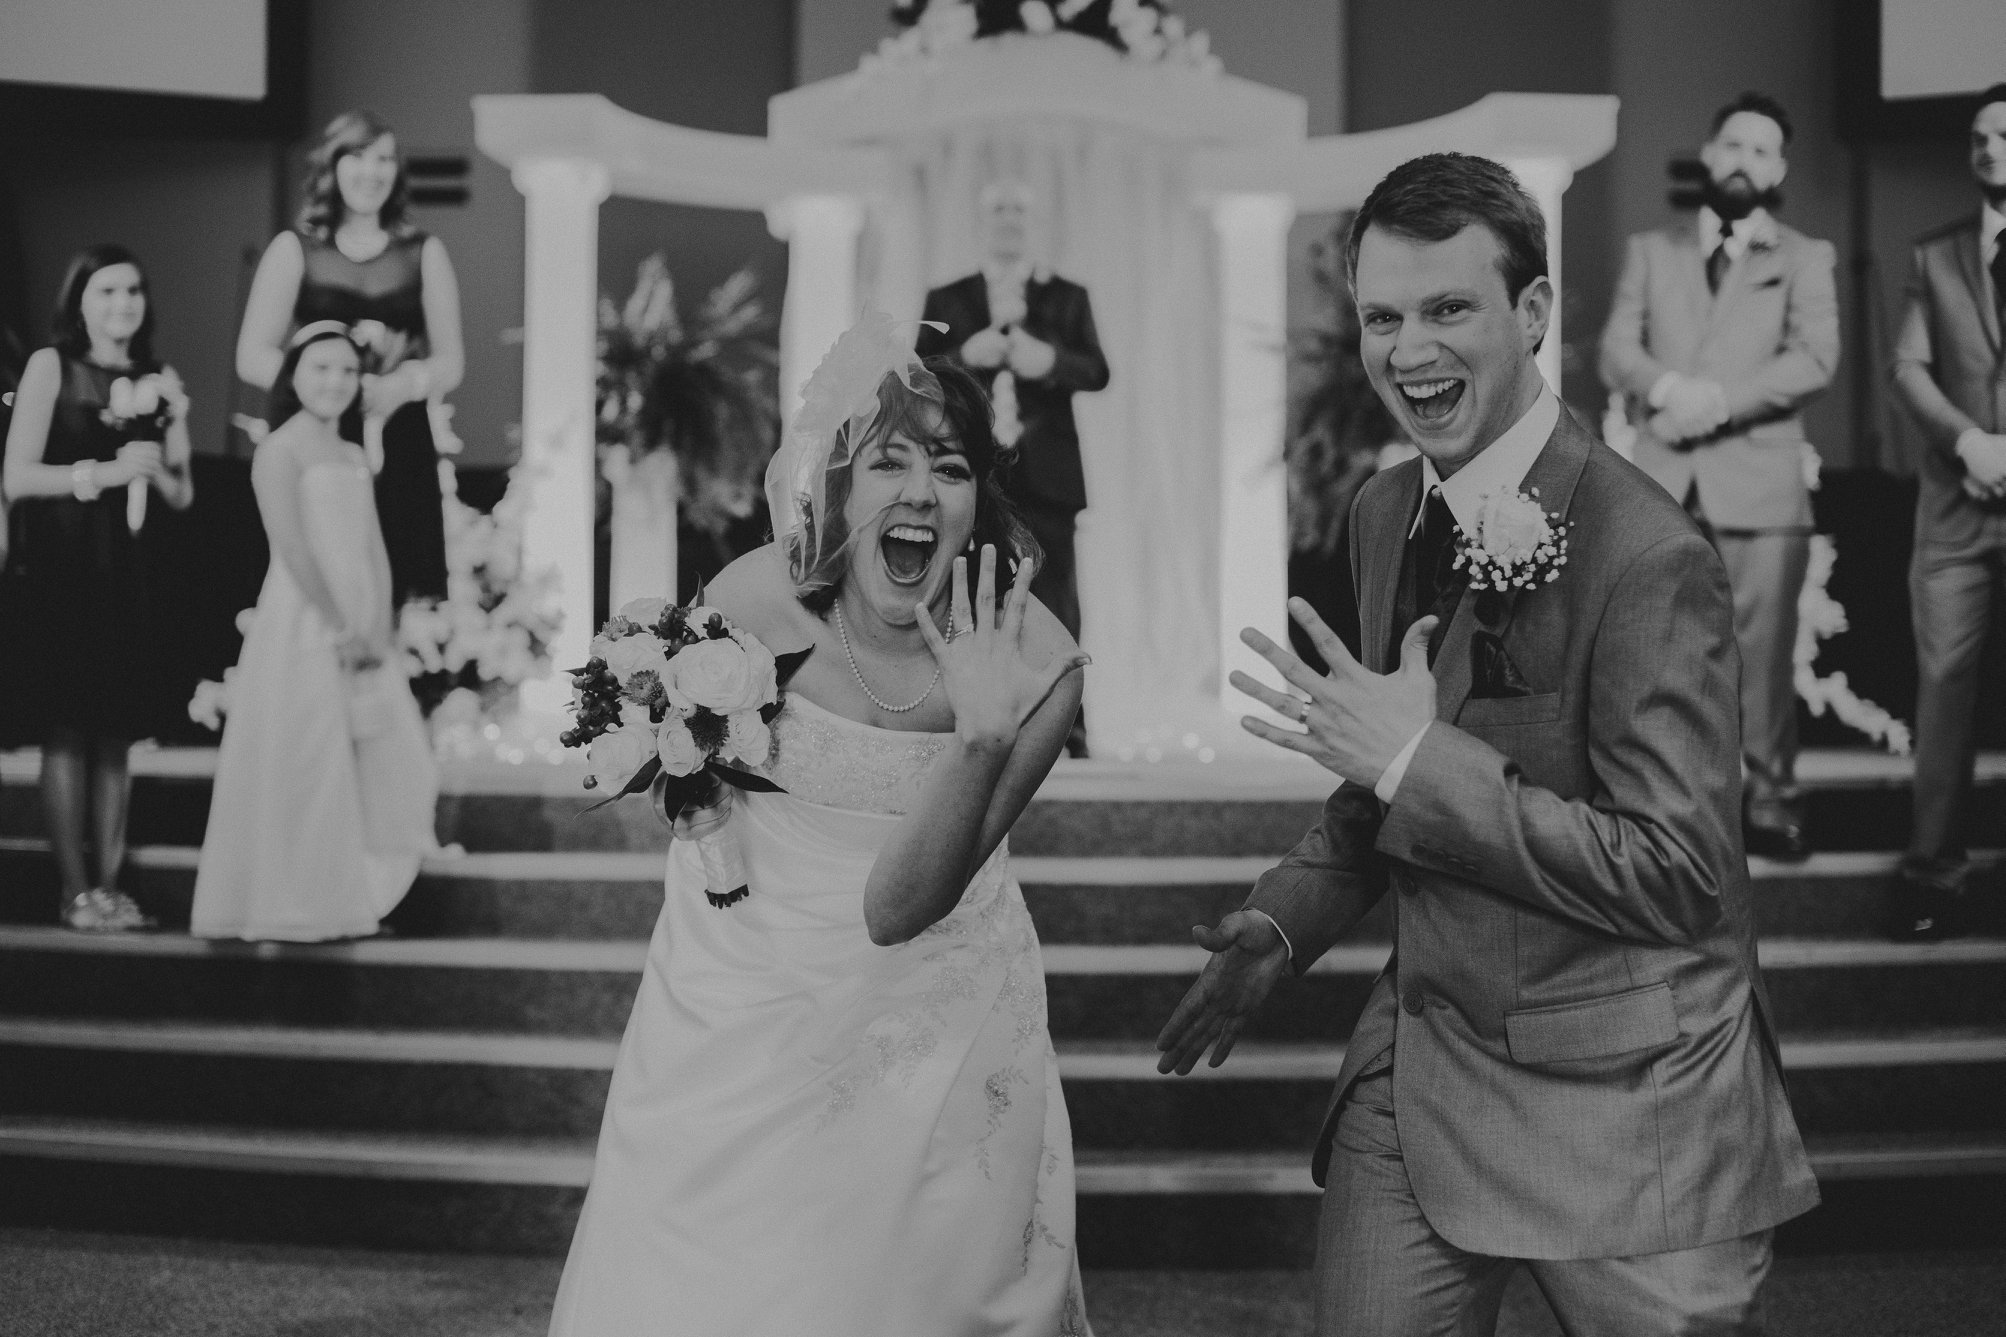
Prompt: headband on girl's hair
<box><xmin>289</xmin><ymin>319</ymin><xmax>356</xmax><ymax>349</ymax></box>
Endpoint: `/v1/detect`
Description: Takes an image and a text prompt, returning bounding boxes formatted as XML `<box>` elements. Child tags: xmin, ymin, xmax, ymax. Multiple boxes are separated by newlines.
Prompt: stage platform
<box><xmin>0</xmin><ymin>745</ymin><xmax>2002</xmax><ymax>1266</ymax></box>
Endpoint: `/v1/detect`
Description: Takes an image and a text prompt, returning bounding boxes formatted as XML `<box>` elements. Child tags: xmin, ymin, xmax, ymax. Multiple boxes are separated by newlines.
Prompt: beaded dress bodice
<box><xmin>755</xmin><ymin>693</ymin><xmax>951</xmax><ymax>817</ymax></box>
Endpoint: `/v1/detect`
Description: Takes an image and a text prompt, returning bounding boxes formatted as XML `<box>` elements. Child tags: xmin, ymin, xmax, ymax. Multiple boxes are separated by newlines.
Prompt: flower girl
<box><xmin>191</xmin><ymin>322</ymin><xmax>437</xmax><ymax>941</ymax></box>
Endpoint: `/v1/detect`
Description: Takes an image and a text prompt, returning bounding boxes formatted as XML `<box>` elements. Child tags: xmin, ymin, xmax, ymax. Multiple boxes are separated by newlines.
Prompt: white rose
<box><xmin>726</xmin><ymin>711</ymin><xmax>772</xmax><ymax>767</ymax></box>
<box><xmin>1476</xmin><ymin>493</ymin><xmax>1546</xmax><ymax>565</ymax></box>
<box><xmin>1019</xmin><ymin>1</ymin><xmax>1057</xmax><ymax>34</ymax></box>
<box><xmin>604</xmin><ymin>634</ymin><xmax>670</xmax><ymax>686</ymax></box>
<box><xmin>588</xmin><ymin>724</ymin><xmax>655</xmax><ymax>791</ymax></box>
<box><xmin>655</xmin><ymin>716</ymin><xmax>706</xmax><ymax>777</ymax></box>
<box><xmin>108</xmin><ymin>377</ymin><xmax>136</xmax><ymax>419</ymax></box>
<box><xmin>672</xmin><ymin>636</ymin><xmax>760</xmax><ymax>712</ymax></box>
<box><xmin>618</xmin><ymin>596</ymin><xmax>668</xmax><ymax>627</ymax></box>
<box><xmin>589</xmin><ymin>632</ymin><xmax>619</xmax><ymax>663</ymax></box>
<box><xmin>662</xmin><ymin>682</ymin><xmax>698</xmax><ymax>719</ymax></box>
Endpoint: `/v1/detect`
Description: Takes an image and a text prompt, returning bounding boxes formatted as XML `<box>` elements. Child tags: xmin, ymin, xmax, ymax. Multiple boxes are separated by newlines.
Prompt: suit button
<box><xmin>1402</xmin><ymin>989</ymin><xmax>1425</xmax><ymax>1016</ymax></box>
<box><xmin>1401</xmin><ymin>876</ymin><xmax>1418</xmax><ymax>896</ymax></box>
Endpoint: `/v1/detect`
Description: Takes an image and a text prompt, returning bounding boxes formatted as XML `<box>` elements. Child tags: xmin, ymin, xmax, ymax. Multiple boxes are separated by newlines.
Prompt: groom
<box><xmin>1157</xmin><ymin>154</ymin><xmax>1817</xmax><ymax>1334</ymax></box>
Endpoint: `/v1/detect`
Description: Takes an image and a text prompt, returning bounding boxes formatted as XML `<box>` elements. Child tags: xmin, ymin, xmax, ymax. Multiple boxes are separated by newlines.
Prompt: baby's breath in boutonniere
<box><xmin>1453</xmin><ymin>487</ymin><xmax>1570</xmax><ymax>591</ymax></box>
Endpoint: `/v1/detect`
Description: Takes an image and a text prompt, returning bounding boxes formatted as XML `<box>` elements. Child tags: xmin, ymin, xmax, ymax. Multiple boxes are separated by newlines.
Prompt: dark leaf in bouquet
<box><xmin>773</xmin><ymin>645</ymin><xmax>813</xmax><ymax>688</ymax></box>
<box><xmin>578</xmin><ymin>755</ymin><xmax>663</xmax><ymax>815</ymax></box>
<box><xmin>709</xmin><ymin>761</ymin><xmax>784</xmax><ymax>794</ymax></box>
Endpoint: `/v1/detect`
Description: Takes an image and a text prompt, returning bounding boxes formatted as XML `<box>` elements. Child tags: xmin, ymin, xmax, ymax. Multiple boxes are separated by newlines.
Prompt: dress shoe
<box><xmin>1742</xmin><ymin>818</ymin><xmax>1810</xmax><ymax>863</ymax></box>
<box><xmin>1884</xmin><ymin>860</ymin><xmax>1970</xmax><ymax>942</ymax></box>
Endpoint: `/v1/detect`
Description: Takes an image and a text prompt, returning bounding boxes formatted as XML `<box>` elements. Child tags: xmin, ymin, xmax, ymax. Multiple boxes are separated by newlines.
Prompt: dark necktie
<box><xmin>1705</xmin><ymin>224</ymin><xmax>1735</xmax><ymax>294</ymax></box>
<box><xmin>1392</xmin><ymin>488</ymin><xmax>1461</xmax><ymax>667</ymax></box>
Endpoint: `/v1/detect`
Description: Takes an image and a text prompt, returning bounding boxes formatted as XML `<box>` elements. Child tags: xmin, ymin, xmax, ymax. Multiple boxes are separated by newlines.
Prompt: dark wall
<box><xmin>529</xmin><ymin>0</ymin><xmax>794</xmax><ymax>334</ymax></box>
<box><xmin>1346</xmin><ymin>0</ymin><xmax>1615</xmax><ymax>413</ymax></box>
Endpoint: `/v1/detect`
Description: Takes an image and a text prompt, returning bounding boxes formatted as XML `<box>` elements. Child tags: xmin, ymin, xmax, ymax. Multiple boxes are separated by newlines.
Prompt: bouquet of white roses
<box><xmin>562</xmin><ymin>595</ymin><xmax>809</xmax><ymax>907</ymax></box>
<box><xmin>99</xmin><ymin>369</ymin><xmax>182</xmax><ymax>533</ymax></box>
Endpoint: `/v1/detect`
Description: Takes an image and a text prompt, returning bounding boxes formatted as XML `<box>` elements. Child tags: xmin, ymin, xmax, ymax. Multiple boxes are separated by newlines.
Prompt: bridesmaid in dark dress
<box><xmin>2</xmin><ymin>246</ymin><xmax>194</xmax><ymax>930</ymax></box>
<box><xmin>237</xmin><ymin>108</ymin><xmax>464</xmax><ymax>609</ymax></box>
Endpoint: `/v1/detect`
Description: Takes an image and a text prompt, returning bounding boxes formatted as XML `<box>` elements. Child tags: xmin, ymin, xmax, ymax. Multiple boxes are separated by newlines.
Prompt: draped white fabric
<box><xmin>860</xmin><ymin>120</ymin><xmax>1232</xmax><ymax>756</ymax></box>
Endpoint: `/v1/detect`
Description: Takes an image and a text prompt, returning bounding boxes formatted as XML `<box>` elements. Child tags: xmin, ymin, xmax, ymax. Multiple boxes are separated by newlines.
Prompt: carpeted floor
<box><xmin>2</xmin><ymin>1228</ymin><xmax>2003</xmax><ymax>1335</ymax></box>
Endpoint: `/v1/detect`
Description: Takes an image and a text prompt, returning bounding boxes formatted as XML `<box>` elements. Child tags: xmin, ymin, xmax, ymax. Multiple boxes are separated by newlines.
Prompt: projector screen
<box><xmin>1881</xmin><ymin>0</ymin><xmax>2006</xmax><ymax>102</ymax></box>
<box><xmin>0</xmin><ymin>0</ymin><xmax>265</xmax><ymax>102</ymax></box>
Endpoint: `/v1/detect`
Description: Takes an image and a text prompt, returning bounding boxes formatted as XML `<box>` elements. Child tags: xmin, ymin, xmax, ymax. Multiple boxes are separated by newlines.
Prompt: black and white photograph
<box><xmin>1</xmin><ymin>1</ymin><xmax>2004</xmax><ymax>1333</ymax></box>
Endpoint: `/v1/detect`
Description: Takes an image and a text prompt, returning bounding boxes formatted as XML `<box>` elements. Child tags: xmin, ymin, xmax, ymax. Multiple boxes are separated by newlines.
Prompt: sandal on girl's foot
<box><xmin>62</xmin><ymin>888</ymin><xmax>155</xmax><ymax>933</ymax></box>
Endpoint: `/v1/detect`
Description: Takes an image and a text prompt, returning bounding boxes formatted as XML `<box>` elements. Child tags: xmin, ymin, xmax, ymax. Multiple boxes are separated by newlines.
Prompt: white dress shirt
<box><xmin>980</xmin><ymin>259</ymin><xmax>1034</xmax><ymax>329</ymax></box>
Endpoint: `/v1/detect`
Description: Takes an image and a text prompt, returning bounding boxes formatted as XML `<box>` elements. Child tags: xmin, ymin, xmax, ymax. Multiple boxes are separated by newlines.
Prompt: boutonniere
<box><xmin>1453</xmin><ymin>487</ymin><xmax>1571</xmax><ymax>592</ymax></box>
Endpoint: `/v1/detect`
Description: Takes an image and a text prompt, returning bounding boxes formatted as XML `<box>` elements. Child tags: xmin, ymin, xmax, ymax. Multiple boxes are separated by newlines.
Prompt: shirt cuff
<box><xmin>1647</xmin><ymin>371</ymin><xmax>1681</xmax><ymax>409</ymax></box>
<box><xmin>1242</xmin><ymin>908</ymin><xmax>1296</xmax><ymax>969</ymax></box>
<box><xmin>1373</xmin><ymin>723</ymin><xmax>1431</xmax><ymax>806</ymax></box>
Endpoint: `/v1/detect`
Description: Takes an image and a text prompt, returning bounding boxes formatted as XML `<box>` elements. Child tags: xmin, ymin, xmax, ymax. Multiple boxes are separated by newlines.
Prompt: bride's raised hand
<box><xmin>916</xmin><ymin>545</ymin><xmax>1088</xmax><ymax>752</ymax></box>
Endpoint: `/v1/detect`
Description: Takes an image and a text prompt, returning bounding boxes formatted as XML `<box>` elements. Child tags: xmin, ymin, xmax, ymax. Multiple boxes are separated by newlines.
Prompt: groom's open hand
<box><xmin>1230</xmin><ymin>599</ymin><xmax>1438</xmax><ymax>791</ymax></box>
<box><xmin>1155</xmin><ymin>910</ymin><xmax>1290</xmax><ymax>1074</ymax></box>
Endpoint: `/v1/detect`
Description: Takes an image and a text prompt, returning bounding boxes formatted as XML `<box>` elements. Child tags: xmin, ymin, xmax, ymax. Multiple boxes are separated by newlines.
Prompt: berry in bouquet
<box><xmin>562</xmin><ymin>594</ymin><xmax>809</xmax><ymax>906</ymax></box>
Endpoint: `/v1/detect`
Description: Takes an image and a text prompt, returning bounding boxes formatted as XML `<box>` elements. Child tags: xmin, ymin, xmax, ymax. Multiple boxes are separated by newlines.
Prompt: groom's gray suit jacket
<box><xmin>1247</xmin><ymin>406</ymin><xmax>1819</xmax><ymax>1260</ymax></box>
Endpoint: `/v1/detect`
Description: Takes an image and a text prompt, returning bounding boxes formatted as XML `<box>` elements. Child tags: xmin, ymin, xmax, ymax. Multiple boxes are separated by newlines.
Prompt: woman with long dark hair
<box><xmin>192</xmin><ymin>322</ymin><xmax>437</xmax><ymax>942</ymax></box>
<box><xmin>548</xmin><ymin>318</ymin><xmax>1093</xmax><ymax>1335</ymax></box>
<box><xmin>2</xmin><ymin>245</ymin><xmax>194</xmax><ymax>930</ymax></box>
<box><xmin>236</xmin><ymin>108</ymin><xmax>464</xmax><ymax>610</ymax></box>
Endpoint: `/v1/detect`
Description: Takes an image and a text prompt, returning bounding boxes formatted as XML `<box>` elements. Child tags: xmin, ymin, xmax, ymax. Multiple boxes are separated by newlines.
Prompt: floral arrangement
<box><xmin>562</xmin><ymin>596</ymin><xmax>809</xmax><ymax>907</ymax></box>
<box><xmin>598</xmin><ymin>256</ymin><xmax>779</xmax><ymax>538</ymax></box>
<box><xmin>99</xmin><ymin>369</ymin><xmax>182</xmax><ymax>533</ymax></box>
<box><xmin>1453</xmin><ymin>488</ymin><xmax>1571</xmax><ymax>591</ymax></box>
<box><xmin>397</xmin><ymin>465</ymin><xmax>562</xmax><ymax>724</ymax></box>
<box><xmin>872</xmin><ymin>0</ymin><xmax>1218</xmax><ymax>72</ymax></box>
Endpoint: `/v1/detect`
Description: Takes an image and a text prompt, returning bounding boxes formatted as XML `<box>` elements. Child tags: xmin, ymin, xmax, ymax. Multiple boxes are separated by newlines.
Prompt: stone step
<box><xmin>5</xmin><ymin>844</ymin><xmax>1998</xmax><ymax>943</ymax></box>
<box><xmin>0</xmin><ymin>1116</ymin><xmax>1999</xmax><ymax>1262</ymax></box>
<box><xmin>2</xmin><ymin>926</ymin><xmax>2001</xmax><ymax>1040</ymax></box>
<box><xmin>2</xmin><ymin>1019</ymin><xmax>2001</xmax><ymax>1143</ymax></box>
<box><xmin>6</xmin><ymin>748</ymin><xmax>2004</xmax><ymax>857</ymax></box>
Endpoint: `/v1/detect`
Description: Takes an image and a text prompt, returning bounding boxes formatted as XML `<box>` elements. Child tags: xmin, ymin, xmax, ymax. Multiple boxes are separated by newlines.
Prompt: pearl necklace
<box><xmin>833</xmin><ymin>601</ymin><xmax>954</xmax><ymax>714</ymax></box>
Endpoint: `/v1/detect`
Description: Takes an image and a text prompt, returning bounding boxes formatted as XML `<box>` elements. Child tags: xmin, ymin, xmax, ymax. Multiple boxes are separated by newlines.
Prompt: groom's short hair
<box><xmin>1345</xmin><ymin>153</ymin><xmax>1548</xmax><ymax>307</ymax></box>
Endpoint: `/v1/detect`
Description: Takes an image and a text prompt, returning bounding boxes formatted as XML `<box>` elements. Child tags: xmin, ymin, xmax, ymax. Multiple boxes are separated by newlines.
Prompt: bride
<box><xmin>547</xmin><ymin>316</ymin><xmax>1094</xmax><ymax>1336</ymax></box>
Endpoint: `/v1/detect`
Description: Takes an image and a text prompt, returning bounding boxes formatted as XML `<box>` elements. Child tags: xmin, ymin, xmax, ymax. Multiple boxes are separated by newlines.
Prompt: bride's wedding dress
<box><xmin>549</xmin><ymin>693</ymin><xmax>1091</xmax><ymax>1336</ymax></box>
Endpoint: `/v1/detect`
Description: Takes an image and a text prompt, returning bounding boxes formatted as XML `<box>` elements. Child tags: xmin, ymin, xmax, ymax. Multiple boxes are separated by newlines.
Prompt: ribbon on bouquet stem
<box><xmin>654</xmin><ymin>774</ymin><xmax>750</xmax><ymax>908</ymax></box>
<box><xmin>126</xmin><ymin>478</ymin><xmax>147</xmax><ymax>534</ymax></box>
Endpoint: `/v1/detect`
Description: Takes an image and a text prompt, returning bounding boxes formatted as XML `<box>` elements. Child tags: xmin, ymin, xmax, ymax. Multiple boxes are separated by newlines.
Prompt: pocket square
<box><xmin>1471</xmin><ymin>629</ymin><xmax>1534</xmax><ymax>699</ymax></box>
<box><xmin>1752</xmin><ymin>276</ymin><xmax>1783</xmax><ymax>289</ymax></box>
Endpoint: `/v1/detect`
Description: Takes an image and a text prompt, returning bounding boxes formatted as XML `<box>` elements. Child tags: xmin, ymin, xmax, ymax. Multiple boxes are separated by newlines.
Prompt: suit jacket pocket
<box><xmin>1459</xmin><ymin>691</ymin><xmax>1562</xmax><ymax>728</ymax></box>
<box><xmin>1505</xmin><ymin>981</ymin><xmax>1679</xmax><ymax>1065</ymax></box>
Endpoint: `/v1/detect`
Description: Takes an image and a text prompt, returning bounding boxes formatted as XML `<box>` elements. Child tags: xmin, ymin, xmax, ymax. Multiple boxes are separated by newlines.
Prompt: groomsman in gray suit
<box><xmin>1158</xmin><ymin>154</ymin><xmax>1816</xmax><ymax>1335</ymax></box>
<box><xmin>1599</xmin><ymin>92</ymin><xmax>1840</xmax><ymax>863</ymax></box>
<box><xmin>1887</xmin><ymin>82</ymin><xmax>2006</xmax><ymax>939</ymax></box>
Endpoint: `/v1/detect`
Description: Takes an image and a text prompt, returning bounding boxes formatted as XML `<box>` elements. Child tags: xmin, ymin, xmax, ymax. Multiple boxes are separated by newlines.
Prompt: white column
<box><xmin>1502</xmin><ymin>156</ymin><xmax>1574</xmax><ymax>393</ymax></box>
<box><xmin>605</xmin><ymin>446</ymin><xmax>680</xmax><ymax>612</ymax></box>
<box><xmin>767</xmin><ymin>194</ymin><xmax>866</xmax><ymax>537</ymax></box>
<box><xmin>512</xmin><ymin>157</ymin><xmax>610</xmax><ymax>707</ymax></box>
<box><xmin>1210</xmin><ymin>192</ymin><xmax>1295</xmax><ymax>718</ymax></box>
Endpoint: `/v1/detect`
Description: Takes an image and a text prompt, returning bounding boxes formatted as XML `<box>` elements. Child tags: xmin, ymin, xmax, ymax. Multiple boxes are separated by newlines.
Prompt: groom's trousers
<box><xmin>1313</xmin><ymin>1070</ymin><xmax>1775</xmax><ymax>1337</ymax></box>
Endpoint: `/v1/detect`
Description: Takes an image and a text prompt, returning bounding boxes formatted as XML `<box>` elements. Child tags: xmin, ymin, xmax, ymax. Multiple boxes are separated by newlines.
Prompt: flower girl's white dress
<box><xmin>548</xmin><ymin>694</ymin><xmax>1092</xmax><ymax>1336</ymax></box>
<box><xmin>191</xmin><ymin>448</ymin><xmax>436</xmax><ymax>940</ymax></box>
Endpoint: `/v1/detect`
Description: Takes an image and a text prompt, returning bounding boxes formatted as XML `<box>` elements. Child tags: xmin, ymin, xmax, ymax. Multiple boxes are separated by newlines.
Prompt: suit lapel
<box><xmin>1359</xmin><ymin>462</ymin><xmax>1421</xmax><ymax>675</ymax></box>
<box><xmin>1954</xmin><ymin>222</ymin><xmax>2002</xmax><ymax>355</ymax></box>
<box><xmin>1437</xmin><ymin>407</ymin><xmax>1593</xmax><ymax>726</ymax></box>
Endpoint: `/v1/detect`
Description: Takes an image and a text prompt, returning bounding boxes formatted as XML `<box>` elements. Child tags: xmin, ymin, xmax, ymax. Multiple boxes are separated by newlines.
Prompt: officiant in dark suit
<box><xmin>1886</xmin><ymin>82</ymin><xmax>2006</xmax><ymax>939</ymax></box>
<box><xmin>1158</xmin><ymin>153</ymin><xmax>1815</xmax><ymax>1334</ymax></box>
<box><xmin>1599</xmin><ymin>93</ymin><xmax>1840</xmax><ymax>865</ymax></box>
<box><xmin>919</xmin><ymin>180</ymin><xmax>1108</xmax><ymax>753</ymax></box>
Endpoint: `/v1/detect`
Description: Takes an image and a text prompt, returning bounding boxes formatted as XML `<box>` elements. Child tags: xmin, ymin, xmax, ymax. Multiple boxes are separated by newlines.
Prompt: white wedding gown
<box><xmin>548</xmin><ymin>694</ymin><xmax>1092</xmax><ymax>1337</ymax></box>
<box><xmin>191</xmin><ymin>455</ymin><xmax>436</xmax><ymax>941</ymax></box>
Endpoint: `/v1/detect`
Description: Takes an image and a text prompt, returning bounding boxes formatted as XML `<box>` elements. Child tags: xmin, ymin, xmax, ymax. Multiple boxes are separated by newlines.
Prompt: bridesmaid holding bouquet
<box><xmin>2</xmin><ymin>246</ymin><xmax>193</xmax><ymax>931</ymax></box>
